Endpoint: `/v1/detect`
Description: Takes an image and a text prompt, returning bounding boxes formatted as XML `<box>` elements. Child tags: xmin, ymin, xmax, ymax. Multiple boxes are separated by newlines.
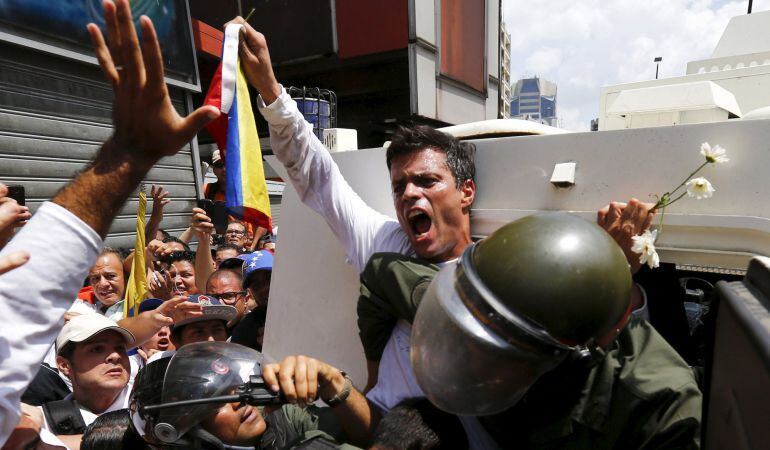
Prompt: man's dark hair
<box><xmin>386</xmin><ymin>125</ymin><xmax>476</xmax><ymax>188</ymax></box>
<box><xmin>81</xmin><ymin>409</ymin><xmax>148</xmax><ymax>450</ymax></box>
<box><xmin>162</xmin><ymin>236</ymin><xmax>192</xmax><ymax>252</ymax></box>
<box><xmin>57</xmin><ymin>341</ymin><xmax>77</xmax><ymax>362</ymax></box>
<box><xmin>160</xmin><ymin>250</ymin><xmax>196</xmax><ymax>265</ymax></box>
<box><xmin>157</xmin><ymin>229</ymin><xmax>171</xmax><ymax>241</ymax></box>
<box><xmin>98</xmin><ymin>246</ymin><xmax>124</xmax><ymax>263</ymax></box>
<box><xmin>171</xmin><ymin>319</ymin><xmax>228</xmax><ymax>344</ymax></box>
<box><xmin>216</xmin><ymin>243</ymin><xmax>244</xmax><ymax>255</ymax></box>
<box><xmin>371</xmin><ymin>398</ymin><xmax>468</xmax><ymax>450</ymax></box>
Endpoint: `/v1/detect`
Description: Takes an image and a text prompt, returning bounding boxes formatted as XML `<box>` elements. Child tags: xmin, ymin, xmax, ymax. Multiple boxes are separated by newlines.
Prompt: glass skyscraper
<box><xmin>510</xmin><ymin>77</ymin><xmax>558</xmax><ymax>126</ymax></box>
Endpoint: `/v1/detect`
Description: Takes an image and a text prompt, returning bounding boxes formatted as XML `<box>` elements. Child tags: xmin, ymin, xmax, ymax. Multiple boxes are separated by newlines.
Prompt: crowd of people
<box><xmin>0</xmin><ymin>1</ymin><xmax>704</xmax><ymax>449</ymax></box>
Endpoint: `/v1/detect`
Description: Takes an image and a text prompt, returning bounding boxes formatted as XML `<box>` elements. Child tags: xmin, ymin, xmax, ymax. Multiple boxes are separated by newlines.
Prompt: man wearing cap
<box><xmin>226</xmin><ymin>251</ymin><xmax>273</xmax><ymax>350</ymax></box>
<box><xmin>21</xmin><ymin>315</ymin><xmax>136</xmax><ymax>448</ymax></box>
<box><xmin>170</xmin><ymin>294</ymin><xmax>238</xmax><ymax>349</ymax></box>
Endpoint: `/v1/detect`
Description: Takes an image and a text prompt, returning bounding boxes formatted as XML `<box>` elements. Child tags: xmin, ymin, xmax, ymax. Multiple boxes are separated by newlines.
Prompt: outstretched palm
<box><xmin>87</xmin><ymin>0</ymin><xmax>219</xmax><ymax>161</ymax></box>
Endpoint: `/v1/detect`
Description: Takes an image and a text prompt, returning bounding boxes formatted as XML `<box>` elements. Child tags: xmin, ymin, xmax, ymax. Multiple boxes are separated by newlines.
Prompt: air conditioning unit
<box><xmin>323</xmin><ymin>128</ymin><xmax>358</xmax><ymax>152</ymax></box>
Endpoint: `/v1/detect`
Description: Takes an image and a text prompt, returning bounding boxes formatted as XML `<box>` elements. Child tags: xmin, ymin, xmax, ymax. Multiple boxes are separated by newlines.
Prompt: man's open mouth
<box><xmin>156</xmin><ymin>338</ymin><xmax>170</xmax><ymax>350</ymax></box>
<box><xmin>408</xmin><ymin>210</ymin><xmax>432</xmax><ymax>237</ymax></box>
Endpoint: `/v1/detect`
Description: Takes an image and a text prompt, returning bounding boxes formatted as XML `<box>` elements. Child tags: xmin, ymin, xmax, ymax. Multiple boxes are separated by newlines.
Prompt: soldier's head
<box><xmin>387</xmin><ymin>125</ymin><xmax>476</xmax><ymax>264</ymax></box>
<box><xmin>410</xmin><ymin>213</ymin><xmax>633</xmax><ymax>415</ymax></box>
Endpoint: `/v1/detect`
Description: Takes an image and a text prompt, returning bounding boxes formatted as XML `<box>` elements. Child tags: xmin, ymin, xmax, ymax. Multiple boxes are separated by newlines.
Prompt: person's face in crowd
<box><xmin>57</xmin><ymin>331</ymin><xmax>129</xmax><ymax>396</ymax></box>
<box><xmin>207</xmin><ymin>272</ymin><xmax>249</xmax><ymax>324</ymax></box>
<box><xmin>172</xmin><ymin>320</ymin><xmax>228</xmax><ymax>347</ymax></box>
<box><xmin>88</xmin><ymin>253</ymin><xmax>126</xmax><ymax>306</ymax></box>
<box><xmin>390</xmin><ymin>147</ymin><xmax>475</xmax><ymax>263</ymax></box>
<box><xmin>215</xmin><ymin>248</ymin><xmax>240</xmax><ymax>267</ymax></box>
<box><xmin>225</xmin><ymin>223</ymin><xmax>248</xmax><ymax>247</ymax></box>
<box><xmin>201</xmin><ymin>400</ymin><xmax>267</xmax><ymax>446</ymax></box>
<box><xmin>169</xmin><ymin>260</ymin><xmax>198</xmax><ymax>296</ymax></box>
<box><xmin>213</xmin><ymin>160</ymin><xmax>225</xmax><ymax>184</ymax></box>
<box><xmin>246</xmin><ymin>270</ymin><xmax>272</xmax><ymax>311</ymax></box>
<box><xmin>140</xmin><ymin>325</ymin><xmax>174</xmax><ymax>354</ymax></box>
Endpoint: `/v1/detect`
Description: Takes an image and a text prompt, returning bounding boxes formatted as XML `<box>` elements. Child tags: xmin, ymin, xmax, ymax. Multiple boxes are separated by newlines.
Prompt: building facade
<box><xmin>499</xmin><ymin>23</ymin><xmax>512</xmax><ymax>118</ymax></box>
<box><xmin>510</xmin><ymin>77</ymin><xmax>558</xmax><ymax>126</ymax></box>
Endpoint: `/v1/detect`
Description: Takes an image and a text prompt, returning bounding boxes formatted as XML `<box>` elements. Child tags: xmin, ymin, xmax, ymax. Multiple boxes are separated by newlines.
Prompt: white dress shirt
<box><xmin>0</xmin><ymin>202</ymin><xmax>102</xmax><ymax>446</ymax></box>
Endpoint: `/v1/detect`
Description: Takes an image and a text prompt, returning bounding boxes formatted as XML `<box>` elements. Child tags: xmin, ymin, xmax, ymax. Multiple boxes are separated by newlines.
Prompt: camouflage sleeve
<box><xmin>357</xmin><ymin>253</ymin><xmax>439</xmax><ymax>361</ymax></box>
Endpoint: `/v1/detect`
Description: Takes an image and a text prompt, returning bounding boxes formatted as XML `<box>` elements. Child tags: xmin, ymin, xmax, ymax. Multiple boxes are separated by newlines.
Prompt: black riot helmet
<box><xmin>130</xmin><ymin>342</ymin><xmax>282</xmax><ymax>449</ymax></box>
<box><xmin>410</xmin><ymin>213</ymin><xmax>633</xmax><ymax>416</ymax></box>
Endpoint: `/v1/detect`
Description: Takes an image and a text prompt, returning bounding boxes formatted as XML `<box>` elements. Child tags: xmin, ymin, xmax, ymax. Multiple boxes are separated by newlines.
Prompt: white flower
<box><xmin>700</xmin><ymin>142</ymin><xmax>729</xmax><ymax>164</ymax></box>
<box><xmin>631</xmin><ymin>230</ymin><xmax>660</xmax><ymax>269</ymax></box>
<box><xmin>686</xmin><ymin>177</ymin><xmax>715</xmax><ymax>199</ymax></box>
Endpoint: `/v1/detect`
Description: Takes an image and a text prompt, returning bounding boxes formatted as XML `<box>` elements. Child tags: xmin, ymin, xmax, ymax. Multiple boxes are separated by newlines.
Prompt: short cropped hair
<box><xmin>371</xmin><ymin>398</ymin><xmax>468</xmax><ymax>449</ymax></box>
<box><xmin>81</xmin><ymin>409</ymin><xmax>148</xmax><ymax>450</ymax></box>
<box><xmin>386</xmin><ymin>125</ymin><xmax>476</xmax><ymax>188</ymax></box>
<box><xmin>216</xmin><ymin>243</ymin><xmax>245</xmax><ymax>255</ymax></box>
<box><xmin>98</xmin><ymin>247</ymin><xmax>124</xmax><ymax>263</ymax></box>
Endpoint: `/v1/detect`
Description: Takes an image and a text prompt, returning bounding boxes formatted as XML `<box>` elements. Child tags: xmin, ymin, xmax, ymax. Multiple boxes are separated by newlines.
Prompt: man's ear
<box><xmin>56</xmin><ymin>356</ymin><xmax>73</xmax><ymax>378</ymax></box>
<box><xmin>460</xmin><ymin>179</ymin><xmax>476</xmax><ymax>210</ymax></box>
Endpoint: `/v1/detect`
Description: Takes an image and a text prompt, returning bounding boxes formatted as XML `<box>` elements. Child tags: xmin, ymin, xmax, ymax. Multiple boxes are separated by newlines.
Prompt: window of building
<box><xmin>520</xmin><ymin>79</ymin><xmax>540</xmax><ymax>93</ymax></box>
<box><xmin>440</xmin><ymin>0</ymin><xmax>486</xmax><ymax>93</ymax></box>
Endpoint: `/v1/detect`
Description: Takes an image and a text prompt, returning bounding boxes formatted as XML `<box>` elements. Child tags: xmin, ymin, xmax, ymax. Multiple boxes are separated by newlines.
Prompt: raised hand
<box><xmin>224</xmin><ymin>17</ymin><xmax>282</xmax><ymax>104</ymax></box>
<box><xmin>147</xmin><ymin>269</ymin><xmax>174</xmax><ymax>301</ymax></box>
<box><xmin>190</xmin><ymin>207</ymin><xmax>215</xmax><ymax>238</ymax></box>
<box><xmin>262</xmin><ymin>355</ymin><xmax>347</xmax><ymax>408</ymax></box>
<box><xmin>153</xmin><ymin>295</ymin><xmax>203</xmax><ymax>325</ymax></box>
<box><xmin>150</xmin><ymin>185</ymin><xmax>171</xmax><ymax>216</ymax></box>
<box><xmin>597</xmin><ymin>199</ymin><xmax>656</xmax><ymax>274</ymax></box>
<box><xmin>87</xmin><ymin>0</ymin><xmax>219</xmax><ymax>163</ymax></box>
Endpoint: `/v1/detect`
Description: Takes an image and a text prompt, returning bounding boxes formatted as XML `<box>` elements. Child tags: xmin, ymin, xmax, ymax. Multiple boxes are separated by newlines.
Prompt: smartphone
<box><xmin>6</xmin><ymin>185</ymin><xmax>25</xmax><ymax>206</ymax></box>
<box><xmin>196</xmin><ymin>199</ymin><xmax>229</xmax><ymax>233</ymax></box>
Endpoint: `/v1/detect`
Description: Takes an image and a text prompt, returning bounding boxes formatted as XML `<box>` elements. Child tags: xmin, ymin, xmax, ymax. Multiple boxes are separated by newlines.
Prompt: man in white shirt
<box><xmin>0</xmin><ymin>0</ymin><xmax>220</xmax><ymax>445</ymax></box>
<box><xmin>228</xmin><ymin>15</ymin><xmax>657</xmax><ymax>447</ymax></box>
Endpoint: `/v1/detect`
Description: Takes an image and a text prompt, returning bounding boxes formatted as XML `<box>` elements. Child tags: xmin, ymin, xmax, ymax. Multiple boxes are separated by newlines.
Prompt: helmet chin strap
<box><xmin>188</xmin><ymin>427</ymin><xmax>226</xmax><ymax>450</ymax></box>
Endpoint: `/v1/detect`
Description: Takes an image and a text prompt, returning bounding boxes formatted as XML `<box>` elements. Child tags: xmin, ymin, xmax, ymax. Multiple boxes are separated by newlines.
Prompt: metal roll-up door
<box><xmin>269</xmin><ymin>195</ymin><xmax>281</xmax><ymax>230</ymax></box>
<box><xmin>0</xmin><ymin>41</ymin><xmax>201</xmax><ymax>249</ymax></box>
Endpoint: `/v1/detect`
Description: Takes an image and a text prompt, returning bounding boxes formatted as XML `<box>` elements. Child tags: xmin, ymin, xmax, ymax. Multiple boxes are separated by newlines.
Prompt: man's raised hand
<box><xmin>225</xmin><ymin>17</ymin><xmax>282</xmax><ymax>104</ymax></box>
<box><xmin>87</xmin><ymin>0</ymin><xmax>219</xmax><ymax>163</ymax></box>
<box><xmin>597</xmin><ymin>199</ymin><xmax>656</xmax><ymax>274</ymax></box>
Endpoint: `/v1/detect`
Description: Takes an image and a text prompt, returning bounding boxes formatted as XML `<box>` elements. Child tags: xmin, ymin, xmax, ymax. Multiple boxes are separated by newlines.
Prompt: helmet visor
<box><xmin>410</xmin><ymin>260</ymin><xmax>570</xmax><ymax>416</ymax></box>
<box><xmin>155</xmin><ymin>342</ymin><xmax>263</xmax><ymax>443</ymax></box>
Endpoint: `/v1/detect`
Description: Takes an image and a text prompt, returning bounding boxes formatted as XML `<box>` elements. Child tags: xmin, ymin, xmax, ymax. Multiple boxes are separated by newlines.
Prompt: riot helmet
<box><xmin>130</xmin><ymin>341</ymin><xmax>281</xmax><ymax>449</ymax></box>
<box><xmin>410</xmin><ymin>213</ymin><xmax>633</xmax><ymax>416</ymax></box>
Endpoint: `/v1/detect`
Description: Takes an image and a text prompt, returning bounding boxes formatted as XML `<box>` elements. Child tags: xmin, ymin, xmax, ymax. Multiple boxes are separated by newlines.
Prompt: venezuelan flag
<box><xmin>203</xmin><ymin>24</ymin><xmax>272</xmax><ymax>230</ymax></box>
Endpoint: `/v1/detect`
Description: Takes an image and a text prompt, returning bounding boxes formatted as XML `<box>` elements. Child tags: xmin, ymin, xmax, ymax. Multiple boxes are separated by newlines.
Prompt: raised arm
<box><xmin>0</xmin><ymin>1</ymin><xmax>218</xmax><ymax>444</ymax></box>
<box><xmin>231</xmin><ymin>18</ymin><xmax>409</xmax><ymax>272</ymax></box>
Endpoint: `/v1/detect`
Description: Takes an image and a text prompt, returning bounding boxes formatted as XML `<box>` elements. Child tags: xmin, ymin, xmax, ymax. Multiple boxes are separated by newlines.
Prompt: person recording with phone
<box><xmin>0</xmin><ymin>184</ymin><xmax>31</xmax><ymax>260</ymax></box>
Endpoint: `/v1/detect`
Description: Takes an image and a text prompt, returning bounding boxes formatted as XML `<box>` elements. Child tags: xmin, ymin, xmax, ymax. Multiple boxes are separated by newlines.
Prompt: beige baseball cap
<box><xmin>56</xmin><ymin>313</ymin><xmax>136</xmax><ymax>355</ymax></box>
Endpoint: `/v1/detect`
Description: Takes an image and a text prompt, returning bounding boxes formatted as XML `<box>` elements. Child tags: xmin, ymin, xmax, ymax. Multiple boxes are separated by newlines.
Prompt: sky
<box><xmin>503</xmin><ymin>0</ymin><xmax>770</xmax><ymax>130</ymax></box>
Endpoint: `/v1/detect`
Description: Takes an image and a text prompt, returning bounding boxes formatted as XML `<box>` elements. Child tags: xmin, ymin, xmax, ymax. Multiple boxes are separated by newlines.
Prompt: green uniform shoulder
<box><xmin>358</xmin><ymin>253</ymin><xmax>439</xmax><ymax>360</ymax></box>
